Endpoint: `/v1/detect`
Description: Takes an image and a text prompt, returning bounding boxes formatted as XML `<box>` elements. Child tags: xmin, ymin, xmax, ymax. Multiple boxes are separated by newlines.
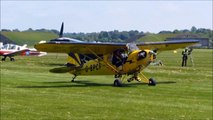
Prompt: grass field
<box><xmin>0</xmin><ymin>49</ymin><xmax>212</xmax><ymax>120</ymax></box>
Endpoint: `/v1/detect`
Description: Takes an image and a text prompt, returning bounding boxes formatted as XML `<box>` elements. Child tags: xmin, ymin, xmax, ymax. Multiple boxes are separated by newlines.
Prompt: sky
<box><xmin>1</xmin><ymin>1</ymin><xmax>212</xmax><ymax>33</ymax></box>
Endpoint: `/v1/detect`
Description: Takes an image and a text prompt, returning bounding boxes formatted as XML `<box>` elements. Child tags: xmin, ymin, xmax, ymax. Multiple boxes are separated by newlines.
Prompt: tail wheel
<box><xmin>114</xmin><ymin>79</ymin><xmax>122</xmax><ymax>87</ymax></box>
<box><xmin>148</xmin><ymin>78</ymin><xmax>156</xmax><ymax>86</ymax></box>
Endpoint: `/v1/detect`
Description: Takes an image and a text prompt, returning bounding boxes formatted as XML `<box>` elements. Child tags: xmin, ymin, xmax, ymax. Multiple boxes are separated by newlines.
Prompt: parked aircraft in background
<box><xmin>0</xmin><ymin>43</ymin><xmax>46</xmax><ymax>61</ymax></box>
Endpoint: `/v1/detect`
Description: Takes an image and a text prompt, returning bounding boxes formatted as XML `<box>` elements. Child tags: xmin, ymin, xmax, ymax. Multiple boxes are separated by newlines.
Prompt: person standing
<box><xmin>188</xmin><ymin>47</ymin><xmax>194</xmax><ymax>66</ymax></box>
<box><xmin>182</xmin><ymin>48</ymin><xmax>188</xmax><ymax>67</ymax></box>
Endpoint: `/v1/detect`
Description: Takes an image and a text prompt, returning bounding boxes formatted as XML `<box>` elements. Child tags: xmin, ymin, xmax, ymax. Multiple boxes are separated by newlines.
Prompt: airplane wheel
<box><xmin>1</xmin><ymin>58</ymin><xmax>6</xmax><ymax>61</ymax></box>
<box><xmin>114</xmin><ymin>79</ymin><xmax>122</xmax><ymax>87</ymax></box>
<box><xmin>10</xmin><ymin>58</ymin><xmax>15</xmax><ymax>61</ymax></box>
<box><xmin>148</xmin><ymin>78</ymin><xmax>156</xmax><ymax>86</ymax></box>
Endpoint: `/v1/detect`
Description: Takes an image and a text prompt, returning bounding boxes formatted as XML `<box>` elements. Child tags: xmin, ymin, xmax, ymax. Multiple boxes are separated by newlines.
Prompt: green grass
<box><xmin>0</xmin><ymin>49</ymin><xmax>212</xmax><ymax>120</ymax></box>
<box><xmin>1</xmin><ymin>32</ymin><xmax>58</xmax><ymax>47</ymax></box>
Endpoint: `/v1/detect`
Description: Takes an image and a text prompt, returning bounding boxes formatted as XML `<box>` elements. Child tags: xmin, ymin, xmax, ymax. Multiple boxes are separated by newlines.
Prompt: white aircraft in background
<box><xmin>0</xmin><ymin>42</ymin><xmax>46</xmax><ymax>61</ymax></box>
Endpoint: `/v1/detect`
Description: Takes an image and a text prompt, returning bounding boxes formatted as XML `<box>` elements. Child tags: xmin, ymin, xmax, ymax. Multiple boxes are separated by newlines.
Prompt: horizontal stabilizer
<box><xmin>49</xmin><ymin>66</ymin><xmax>74</xmax><ymax>73</ymax></box>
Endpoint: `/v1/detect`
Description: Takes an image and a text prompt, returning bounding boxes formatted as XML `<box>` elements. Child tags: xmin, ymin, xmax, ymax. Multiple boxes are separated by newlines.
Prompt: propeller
<box><xmin>59</xmin><ymin>22</ymin><xmax>64</xmax><ymax>38</ymax></box>
<box><xmin>150</xmin><ymin>48</ymin><xmax>158</xmax><ymax>60</ymax></box>
<box><xmin>153</xmin><ymin>48</ymin><xmax>158</xmax><ymax>54</ymax></box>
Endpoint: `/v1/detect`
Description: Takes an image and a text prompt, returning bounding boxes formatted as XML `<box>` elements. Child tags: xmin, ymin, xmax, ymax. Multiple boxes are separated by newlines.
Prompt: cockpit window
<box><xmin>10</xmin><ymin>45</ymin><xmax>16</xmax><ymax>50</ymax></box>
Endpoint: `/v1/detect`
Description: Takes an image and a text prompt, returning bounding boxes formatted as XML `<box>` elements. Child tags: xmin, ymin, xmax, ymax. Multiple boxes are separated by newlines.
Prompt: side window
<box><xmin>111</xmin><ymin>49</ymin><xmax>128</xmax><ymax>67</ymax></box>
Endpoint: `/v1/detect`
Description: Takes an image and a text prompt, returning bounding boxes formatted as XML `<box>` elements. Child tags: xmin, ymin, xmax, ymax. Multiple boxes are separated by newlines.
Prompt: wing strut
<box><xmin>86</xmin><ymin>47</ymin><xmax>119</xmax><ymax>74</ymax></box>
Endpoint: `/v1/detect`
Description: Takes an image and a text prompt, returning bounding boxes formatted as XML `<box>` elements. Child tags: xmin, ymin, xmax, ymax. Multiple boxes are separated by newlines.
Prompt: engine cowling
<box><xmin>122</xmin><ymin>49</ymin><xmax>157</xmax><ymax>74</ymax></box>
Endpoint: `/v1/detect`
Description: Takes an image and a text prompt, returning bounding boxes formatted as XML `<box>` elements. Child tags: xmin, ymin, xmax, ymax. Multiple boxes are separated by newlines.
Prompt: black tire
<box><xmin>148</xmin><ymin>78</ymin><xmax>156</xmax><ymax>86</ymax></box>
<box><xmin>10</xmin><ymin>58</ymin><xmax>15</xmax><ymax>61</ymax></box>
<box><xmin>114</xmin><ymin>79</ymin><xmax>122</xmax><ymax>87</ymax></box>
<box><xmin>2</xmin><ymin>58</ymin><xmax>6</xmax><ymax>61</ymax></box>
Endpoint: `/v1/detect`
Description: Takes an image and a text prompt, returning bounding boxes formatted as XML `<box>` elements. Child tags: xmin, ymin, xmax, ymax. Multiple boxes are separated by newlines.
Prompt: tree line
<box><xmin>1</xmin><ymin>26</ymin><xmax>212</xmax><ymax>43</ymax></box>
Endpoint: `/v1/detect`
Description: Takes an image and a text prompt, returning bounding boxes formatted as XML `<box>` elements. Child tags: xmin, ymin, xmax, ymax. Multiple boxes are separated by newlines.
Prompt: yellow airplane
<box><xmin>34</xmin><ymin>23</ymin><xmax>199</xmax><ymax>87</ymax></box>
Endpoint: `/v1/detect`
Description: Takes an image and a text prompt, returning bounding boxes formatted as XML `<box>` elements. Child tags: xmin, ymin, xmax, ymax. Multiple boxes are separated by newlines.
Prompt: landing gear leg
<box><xmin>127</xmin><ymin>73</ymin><xmax>141</xmax><ymax>82</ymax></box>
<box><xmin>71</xmin><ymin>74</ymin><xmax>77</xmax><ymax>82</ymax></box>
<box><xmin>138</xmin><ymin>72</ymin><xmax>157</xmax><ymax>86</ymax></box>
<box><xmin>113</xmin><ymin>74</ymin><xmax>123</xmax><ymax>87</ymax></box>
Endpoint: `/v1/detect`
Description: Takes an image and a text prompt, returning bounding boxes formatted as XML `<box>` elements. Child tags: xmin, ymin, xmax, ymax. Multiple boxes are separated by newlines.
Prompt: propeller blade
<box><xmin>153</xmin><ymin>48</ymin><xmax>158</xmax><ymax>53</ymax></box>
<box><xmin>59</xmin><ymin>22</ymin><xmax>64</xmax><ymax>37</ymax></box>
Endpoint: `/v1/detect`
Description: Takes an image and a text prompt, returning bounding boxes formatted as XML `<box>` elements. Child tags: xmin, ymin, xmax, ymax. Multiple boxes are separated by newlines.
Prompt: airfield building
<box><xmin>166</xmin><ymin>34</ymin><xmax>210</xmax><ymax>48</ymax></box>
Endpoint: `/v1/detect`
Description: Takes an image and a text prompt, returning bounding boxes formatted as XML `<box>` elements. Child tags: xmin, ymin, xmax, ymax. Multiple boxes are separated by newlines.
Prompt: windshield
<box><xmin>126</xmin><ymin>43</ymin><xmax>139</xmax><ymax>52</ymax></box>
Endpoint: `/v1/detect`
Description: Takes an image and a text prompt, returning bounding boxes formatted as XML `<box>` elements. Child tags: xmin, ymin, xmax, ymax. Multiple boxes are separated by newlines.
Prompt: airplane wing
<box><xmin>137</xmin><ymin>40</ymin><xmax>199</xmax><ymax>51</ymax></box>
<box><xmin>34</xmin><ymin>40</ymin><xmax>199</xmax><ymax>54</ymax></box>
<box><xmin>34</xmin><ymin>42</ymin><xmax>127</xmax><ymax>54</ymax></box>
<box><xmin>1</xmin><ymin>49</ymin><xmax>29</xmax><ymax>57</ymax></box>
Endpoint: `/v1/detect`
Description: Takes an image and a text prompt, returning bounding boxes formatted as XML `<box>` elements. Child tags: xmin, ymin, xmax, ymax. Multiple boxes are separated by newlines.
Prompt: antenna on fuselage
<box><xmin>59</xmin><ymin>22</ymin><xmax>64</xmax><ymax>38</ymax></box>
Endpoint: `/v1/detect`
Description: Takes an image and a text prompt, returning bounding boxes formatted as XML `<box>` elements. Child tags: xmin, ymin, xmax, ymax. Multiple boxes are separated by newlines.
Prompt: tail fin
<box><xmin>49</xmin><ymin>53</ymin><xmax>83</xmax><ymax>73</ymax></box>
<box><xmin>59</xmin><ymin>22</ymin><xmax>64</xmax><ymax>38</ymax></box>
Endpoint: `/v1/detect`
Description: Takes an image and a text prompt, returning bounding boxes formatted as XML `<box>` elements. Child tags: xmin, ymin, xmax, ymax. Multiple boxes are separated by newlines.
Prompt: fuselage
<box><xmin>0</xmin><ymin>50</ymin><xmax>15</xmax><ymax>55</ymax></box>
<box><xmin>0</xmin><ymin>44</ymin><xmax>46</xmax><ymax>57</ymax></box>
<box><xmin>67</xmin><ymin>49</ymin><xmax>156</xmax><ymax>76</ymax></box>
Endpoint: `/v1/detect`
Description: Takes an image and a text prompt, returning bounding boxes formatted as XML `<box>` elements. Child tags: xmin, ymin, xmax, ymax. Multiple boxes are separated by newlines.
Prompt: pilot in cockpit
<box><xmin>112</xmin><ymin>49</ymin><xmax>128</xmax><ymax>70</ymax></box>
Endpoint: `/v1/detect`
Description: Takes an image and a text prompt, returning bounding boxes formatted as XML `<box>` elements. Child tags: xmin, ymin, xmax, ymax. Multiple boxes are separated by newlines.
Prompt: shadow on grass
<box><xmin>41</xmin><ymin>63</ymin><xmax>65</xmax><ymax>66</ymax></box>
<box><xmin>16</xmin><ymin>80</ymin><xmax>176</xmax><ymax>89</ymax></box>
<box><xmin>156</xmin><ymin>81</ymin><xmax>176</xmax><ymax>84</ymax></box>
<box><xmin>17</xmin><ymin>80</ymin><xmax>130</xmax><ymax>88</ymax></box>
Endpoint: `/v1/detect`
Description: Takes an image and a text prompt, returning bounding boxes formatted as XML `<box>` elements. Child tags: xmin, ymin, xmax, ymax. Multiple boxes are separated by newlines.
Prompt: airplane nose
<box><xmin>149</xmin><ymin>50</ymin><xmax>157</xmax><ymax>61</ymax></box>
